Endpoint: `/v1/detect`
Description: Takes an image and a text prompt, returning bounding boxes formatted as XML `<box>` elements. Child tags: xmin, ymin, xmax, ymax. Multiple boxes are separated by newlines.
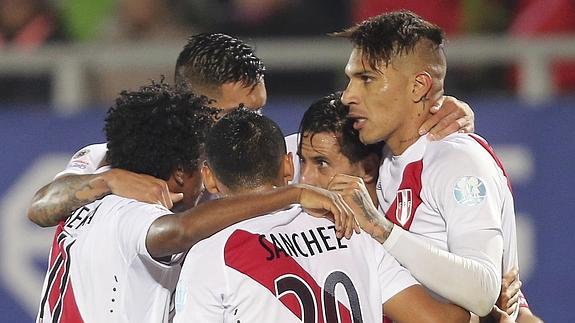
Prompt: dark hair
<box><xmin>105</xmin><ymin>81</ymin><xmax>218</xmax><ymax>180</ymax></box>
<box><xmin>298</xmin><ymin>92</ymin><xmax>383</xmax><ymax>163</ymax></box>
<box><xmin>206</xmin><ymin>108</ymin><xmax>286</xmax><ymax>191</ymax></box>
<box><xmin>332</xmin><ymin>10</ymin><xmax>444</xmax><ymax>70</ymax></box>
<box><xmin>174</xmin><ymin>33</ymin><xmax>265</xmax><ymax>93</ymax></box>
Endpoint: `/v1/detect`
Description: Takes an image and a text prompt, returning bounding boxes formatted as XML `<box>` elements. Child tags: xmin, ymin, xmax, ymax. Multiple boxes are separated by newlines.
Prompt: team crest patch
<box><xmin>453</xmin><ymin>176</ymin><xmax>486</xmax><ymax>206</ymax></box>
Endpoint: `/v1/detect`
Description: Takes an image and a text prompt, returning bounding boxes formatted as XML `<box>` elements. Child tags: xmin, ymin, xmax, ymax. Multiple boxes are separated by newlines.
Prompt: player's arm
<box><xmin>329</xmin><ymin>173</ymin><xmax>502</xmax><ymax>317</ymax></box>
<box><xmin>419</xmin><ymin>95</ymin><xmax>475</xmax><ymax>140</ymax></box>
<box><xmin>28</xmin><ymin>169</ymin><xmax>179</xmax><ymax>227</ymax></box>
<box><xmin>517</xmin><ymin>307</ymin><xmax>543</xmax><ymax>323</ymax></box>
<box><xmin>146</xmin><ymin>184</ymin><xmax>354</xmax><ymax>258</ymax></box>
<box><xmin>384</xmin><ymin>285</ymin><xmax>470</xmax><ymax>323</ymax></box>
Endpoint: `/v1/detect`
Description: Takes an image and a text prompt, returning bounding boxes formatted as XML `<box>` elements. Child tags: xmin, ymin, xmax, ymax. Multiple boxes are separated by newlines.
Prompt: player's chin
<box><xmin>358</xmin><ymin>129</ymin><xmax>379</xmax><ymax>145</ymax></box>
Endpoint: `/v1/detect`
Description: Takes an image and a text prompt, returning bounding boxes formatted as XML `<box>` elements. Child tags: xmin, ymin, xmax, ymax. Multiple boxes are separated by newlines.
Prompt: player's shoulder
<box><xmin>103</xmin><ymin>195</ymin><xmax>172</xmax><ymax>218</ymax></box>
<box><xmin>425</xmin><ymin>133</ymin><xmax>493</xmax><ymax>160</ymax></box>
<box><xmin>71</xmin><ymin>142</ymin><xmax>108</xmax><ymax>158</ymax></box>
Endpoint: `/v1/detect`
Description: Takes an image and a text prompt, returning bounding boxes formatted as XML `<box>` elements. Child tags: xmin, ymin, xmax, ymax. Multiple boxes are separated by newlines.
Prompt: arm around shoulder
<box><xmin>145</xmin><ymin>185</ymin><xmax>303</xmax><ymax>258</ymax></box>
<box><xmin>27</xmin><ymin>173</ymin><xmax>111</xmax><ymax>227</ymax></box>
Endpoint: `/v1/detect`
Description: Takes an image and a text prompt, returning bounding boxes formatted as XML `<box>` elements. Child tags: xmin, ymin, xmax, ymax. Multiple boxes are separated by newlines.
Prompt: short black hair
<box><xmin>105</xmin><ymin>81</ymin><xmax>217</xmax><ymax>180</ymax></box>
<box><xmin>174</xmin><ymin>33</ymin><xmax>265</xmax><ymax>94</ymax></box>
<box><xmin>206</xmin><ymin>108</ymin><xmax>286</xmax><ymax>191</ymax></box>
<box><xmin>298</xmin><ymin>92</ymin><xmax>383</xmax><ymax>163</ymax></box>
<box><xmin>333</xmin><ymin>10</ymin><xmax>444</xmax><ymax>70</ymax></box>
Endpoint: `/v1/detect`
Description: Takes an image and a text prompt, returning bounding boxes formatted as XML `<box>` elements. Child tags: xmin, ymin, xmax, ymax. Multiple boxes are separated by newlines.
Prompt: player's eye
<box><xmin>360</xmin><ymin>75</ymin><xmax>372</xmax><ymax>83</ymax></box>
<box><xmin>316</xmin><ymin>159</ymin><xmax>329</xmax><ymax>168</ymax></box>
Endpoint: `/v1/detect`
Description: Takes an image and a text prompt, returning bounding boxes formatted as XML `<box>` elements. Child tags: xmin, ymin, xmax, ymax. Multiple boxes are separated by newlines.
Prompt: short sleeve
<box><xmin>372</xmin><ymin>237</ymin><xmax>419</xmax><ymax>304</ymax></box>
<box><xmin>174</xmin><ymin>237</ymin><xmax>227</xmax><ymax>322</ymax></box>
<box><xmin>54</xmin><ymin>143</ymin><xmax>109</xmax><ymax>179</ymax></box>
<box><xmin>426</xmin><ymin>138</ymin><xmax>505</xmax><ymax>247</ymax></box>
<box><xmin>115</xmin><ymin>200</ymin><xmax>174</xmax><ymax>266</ymax></box>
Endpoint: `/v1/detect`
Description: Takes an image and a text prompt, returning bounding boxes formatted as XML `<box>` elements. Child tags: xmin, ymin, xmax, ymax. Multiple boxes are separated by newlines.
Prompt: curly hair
<box><xmin>104</xmin><ymin>81</ymin><xmax>218</xmax><ymax>180</ymax></box>
<box><xmin>332</xmin><ymin>10</ymin><xmax>444</xmax><ymax>70</ymax></box>
<box><xmin>174</xmin><ymin>33</ymin><xmax>265</xmax><ymax>94</ymax></box>
<box><xmin>298</xmin><ymin>92</ymin><xmax>383</xmax><ymax>163</ymax></box>
<box><xmin>205</xmin><ymin>108</ymin><xmax>286</xmax><ymax>191</ymax></box>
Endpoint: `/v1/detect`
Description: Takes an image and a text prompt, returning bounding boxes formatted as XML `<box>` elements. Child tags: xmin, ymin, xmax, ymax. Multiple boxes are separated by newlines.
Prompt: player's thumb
<box><xmin>170</xmin><ymin>192</ymin><xmax>184</xmax><ymax>203</ymax></box>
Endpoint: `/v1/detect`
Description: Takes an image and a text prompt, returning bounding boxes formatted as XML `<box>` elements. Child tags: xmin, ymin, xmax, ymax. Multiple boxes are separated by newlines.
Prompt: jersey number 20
<box><xmin>274</xmin><ymin>270</ymin><xmax>363</xmax><ymax>323</ymax></box>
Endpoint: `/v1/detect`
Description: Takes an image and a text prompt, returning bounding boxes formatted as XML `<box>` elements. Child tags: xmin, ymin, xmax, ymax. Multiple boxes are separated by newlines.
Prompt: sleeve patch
<box><xmin>453</xmin><ymin>176</ymin><xmax>486</xmax><ymax>206</ymax></box>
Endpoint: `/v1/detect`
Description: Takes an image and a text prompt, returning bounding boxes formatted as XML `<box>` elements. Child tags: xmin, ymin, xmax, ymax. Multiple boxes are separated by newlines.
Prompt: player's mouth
<box><xmin>349</xmin><ymin>113</ymin><xmax>367</xmax><ymax>130</ymax></box>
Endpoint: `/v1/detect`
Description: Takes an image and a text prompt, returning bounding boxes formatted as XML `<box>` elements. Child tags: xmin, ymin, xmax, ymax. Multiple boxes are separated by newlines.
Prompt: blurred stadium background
<box><xmin>1</xmin><ymin>0</ymin><xmax>574</xmax><ymax>321</ymax></box>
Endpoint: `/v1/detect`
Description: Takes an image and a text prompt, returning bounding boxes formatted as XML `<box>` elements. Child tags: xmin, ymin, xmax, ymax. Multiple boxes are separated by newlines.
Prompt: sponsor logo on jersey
<box><xmin>395</xmin><ymin>189</ymin><xmax>413</xmax><ymax>226</ymax></box>
<box><xmin>453</xmin><ymin>176</ymin><xmax>486</xmax><ymax>206</ymax></box>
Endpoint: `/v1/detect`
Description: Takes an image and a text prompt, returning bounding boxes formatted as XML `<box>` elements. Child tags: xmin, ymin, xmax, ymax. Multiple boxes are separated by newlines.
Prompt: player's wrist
<box><xmin>370</xmin><ymin>221</ymin><xmax>392</xmax><ymax>244</ymax></box>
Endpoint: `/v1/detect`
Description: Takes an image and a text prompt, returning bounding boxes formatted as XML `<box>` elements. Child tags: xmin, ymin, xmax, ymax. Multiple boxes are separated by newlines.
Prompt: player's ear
<box><xmin>201</xmin><ymin>162</ymin><xmax>219</xmax><ymax>194</ymax></box>
<box><xmin>282</xmin><ymin>152</ymin><xmax>294</xmax><ymax>185</ymax></box>
<box><xmin>411</xmin><ymin>71</ymin><xmax>432</xmax><ymax>103</ymax></box>
<box><xmin>166</xmin><ymin>165</ymin><xmax>186</xmax><ymax>193</ymax></box>
<box><xmin>358</xmin><ymin>153</ymin><xmax>379</xmax><ymax>184</ymax></box>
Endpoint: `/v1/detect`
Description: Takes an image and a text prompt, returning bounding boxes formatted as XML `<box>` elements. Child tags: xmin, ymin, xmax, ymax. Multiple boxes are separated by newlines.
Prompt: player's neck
<box><xmin>224</xmin><ymin>183</ymin><xmax>277</xmax><ymax>197</ymax></box>
<box><xmin>387</xmin><ymin>103</ymin><xmax>430</xmax><ymax>155</ymax></box>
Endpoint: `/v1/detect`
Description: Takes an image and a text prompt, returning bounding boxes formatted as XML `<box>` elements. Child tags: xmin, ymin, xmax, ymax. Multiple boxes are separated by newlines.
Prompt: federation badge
<box><xmin>453</xmin><ymin>176</ymin><xmax>486</xmax><ymax>206</ymax></box>
<box><xmin>395</xmin><ymin>189</ymin><xmax>413</xmax><ymax>226</ymax></box>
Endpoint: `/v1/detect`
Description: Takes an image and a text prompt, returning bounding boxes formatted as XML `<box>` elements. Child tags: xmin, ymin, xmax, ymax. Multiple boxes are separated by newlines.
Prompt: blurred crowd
<box><xmin>1</xmin><ymin>0</ymin><xmax>574</xmax><ymax>104</ymax></box>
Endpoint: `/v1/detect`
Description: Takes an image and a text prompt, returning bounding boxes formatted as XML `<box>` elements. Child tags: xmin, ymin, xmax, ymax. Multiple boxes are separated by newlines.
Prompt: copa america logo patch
<box><xmin>453</xmin><ymin>176</ymin><xmax>486</xmax><ymax>206</ymax></box>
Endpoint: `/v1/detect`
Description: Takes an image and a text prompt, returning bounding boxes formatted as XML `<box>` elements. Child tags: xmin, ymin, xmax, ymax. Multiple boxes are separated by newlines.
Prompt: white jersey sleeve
<box><xmin>285</xmin><ymin>133</ymin><xmax>300</xmax><ymax>184</ymax></box>
<box><xmin>115</xmin><ymin>201</ymin><xmax>177</xmax><ymax>266</ymax></box>
<box><xmin>374</xmin><ymin>234</ymin><xmax>419</xmax><ymax>304</ymax></box>
<box><xmin>54</xmin><ymin>143</ymin><xmax>109</xmax><ymax>179</ymax></box>
<box><xmin>174</xmin><ymin>236</ymin><xmax>227</xmax><ymax>322</ymax></box>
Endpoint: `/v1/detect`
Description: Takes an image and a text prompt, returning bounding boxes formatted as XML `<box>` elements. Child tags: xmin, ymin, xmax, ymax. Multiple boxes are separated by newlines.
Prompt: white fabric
<box><xmin>174</xmin><ymin>205</ymin><xmax>417</xmax><ymax>322</ymax></box>
<box><xmin>54</xmin><ymin>143</ymin><xmax>109</xmax><ymax>179</ymax></box>
<box><xmin>285</xmin><ymin>133</ymin><xmax>300</xmax><ymax>184</ymax></box>
<box><xmin>376</xmin><ymin>133</ymin><xmax>517</xmax><ymax>317</ymax></box>
<box><xmin>36</xmin><ymin>195</ymin><xmax>182</xmax><ymax>323</ymax></box>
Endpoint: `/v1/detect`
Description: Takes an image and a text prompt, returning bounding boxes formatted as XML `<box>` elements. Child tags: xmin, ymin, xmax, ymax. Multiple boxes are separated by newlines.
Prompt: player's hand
<box><xmin>419</xmin><ymin>95</ymin><xmax>475</xmax><ymax>140</ymax></box>
<box><xmin>490</xmin><ymin>305</ymin><xmax>517</xmax><ymax>323</ymax></box>
<box><xmin>99</xmin><ymin>168</ymin><xmax>183</xmax><ymax>209</ymax></box>
<box><xmin>498</xmin><ymin>267</ymin><xmax>522</xmax><ymax>316</ymax></box>
<box><xmin>327</xmin><ymin>174</ymin><xmax>391</xmax><ymax>242</ymax></box>
<box><xmin>296</xmin><ymin>184</ymin><xmax>356</xmax><ymax>239</ymax></box>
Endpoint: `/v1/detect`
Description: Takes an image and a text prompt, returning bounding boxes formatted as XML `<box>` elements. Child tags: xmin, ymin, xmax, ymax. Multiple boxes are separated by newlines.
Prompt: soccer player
<box><xmin>329</xmin><ymin>10</ymin><xmax>520</xmax><ymax>318</ymax></box>
<box><xmin>36</xmin><ymin>82</ymin><xmax>353</xmax><ymax>323</ymax></box>
<box><xmin>27</xmin><ymin>32</ymin><xmax>475</xmax><ymax>228</ymax></box>
<box><xmin>298</xmin><ymin>93</ymin><xmax>540</xmax><ymax>322</ymax></box>
<box><xmin>174</xmin><ymin>109</ymin><xmax>469</xmax><ymax>323</ymax></box>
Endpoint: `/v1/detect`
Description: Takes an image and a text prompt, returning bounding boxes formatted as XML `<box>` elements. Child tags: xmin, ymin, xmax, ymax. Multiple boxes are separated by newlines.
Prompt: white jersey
<box><xmin>36</xmin><ymin>195</ymin><xmax>182</xmax><ymax>323</ymax></box>
<box><xmin>54</xmin><ymin>143</ymin><xmax>109</xmax><ymax>179</ymax></box>
<box><xmin>57</xmin><ymin>136</ymin><xmax>302</xmax><ymax>183</ymax></box>
<box><xmin>376</xmin><ymin>133</ymin><xmax>520</xmax><ymax>310</ymax></box>
<box><xmin>174</xmin><ymin>205</ymin><xmax>417</xmax><ymax>323</ymax></box>
<box><xmin>285</xmin><ymin>133</ymin><xmax>301</xmax><ymax>184</ymax></box>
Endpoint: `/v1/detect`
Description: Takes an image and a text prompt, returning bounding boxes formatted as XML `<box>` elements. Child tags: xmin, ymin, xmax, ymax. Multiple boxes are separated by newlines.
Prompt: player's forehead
<box><xmin>345</xmin><ymin>47</ymin><xmax>385</xmax><ymax>76</ymax></box>
<box><xmin>216</xmin><ymin>80</ymin><xmax>267</xmax><ymax>112</ymax></box>
<box><xmin>300</xmin><ymin>132</ymin><xmax>342</xmax><ymax>157</ymax></box>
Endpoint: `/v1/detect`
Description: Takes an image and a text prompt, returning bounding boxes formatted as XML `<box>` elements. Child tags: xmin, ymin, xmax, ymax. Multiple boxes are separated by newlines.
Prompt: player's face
<box><xmin>341</xmin><ymin>48</ymin><xmax>410</xmax><ymax>145</ymax></box>
<box><xmin>180</xmin><ymin>167</ymin><xmax>205</xmax><ymax>210</ymax></box>
<box><xmin>213</xmin><ymin>79</ymin><xmax>267</xmax><ymax>113</ymax></box>
<box><xmin>298</xmin><ymin>131</ymin><xmax>363</xmax><ymax>189</ymax></box>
